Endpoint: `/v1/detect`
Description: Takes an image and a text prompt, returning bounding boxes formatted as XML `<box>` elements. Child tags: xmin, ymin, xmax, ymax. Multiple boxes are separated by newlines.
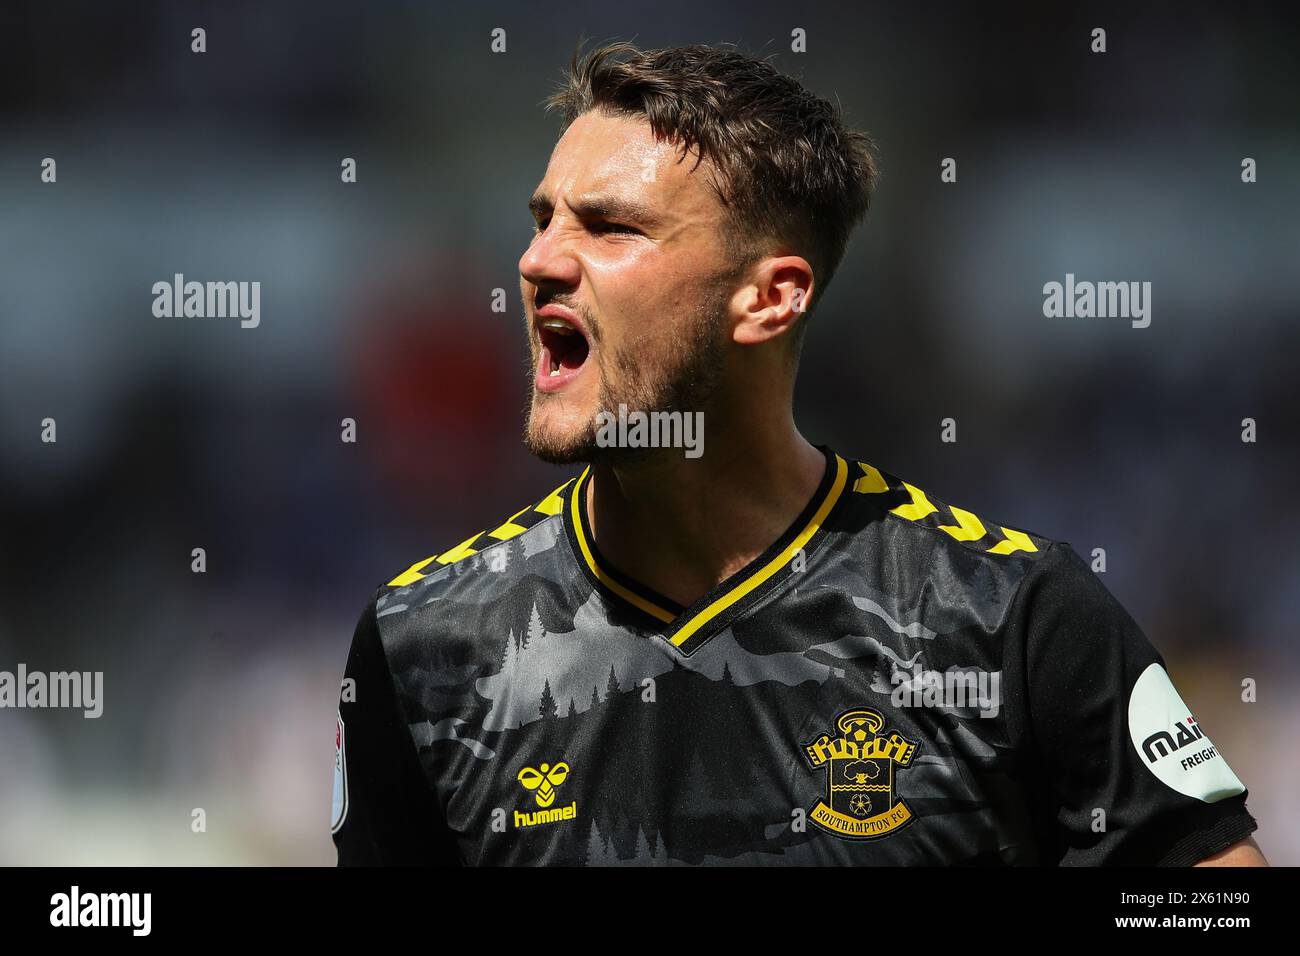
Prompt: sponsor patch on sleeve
<box><xmin>1128</xmin><ymin>663</ymin><xmax>1246</xmax><ymax>802</ymax></box>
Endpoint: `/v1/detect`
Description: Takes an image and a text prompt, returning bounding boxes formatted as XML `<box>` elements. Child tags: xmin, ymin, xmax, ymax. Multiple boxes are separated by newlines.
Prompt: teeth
<box><xmin>540</xmin><ymin>318</ymin><xmax>576</xmax><ymax>334</ymax></box>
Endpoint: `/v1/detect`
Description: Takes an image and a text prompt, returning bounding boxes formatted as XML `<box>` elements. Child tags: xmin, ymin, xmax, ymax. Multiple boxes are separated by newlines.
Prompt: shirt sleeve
<box><xmin>332</xmin><ymin>595</ymin><xmax>462</xmax><ymax>866</ymax></box>
<box><xmin>1001</xmin><ymin>541</ymin><xmax>1258</xmax><ymax>866</ymax></box>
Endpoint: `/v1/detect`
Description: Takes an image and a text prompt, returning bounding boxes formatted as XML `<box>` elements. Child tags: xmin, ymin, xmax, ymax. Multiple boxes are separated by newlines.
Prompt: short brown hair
<box><xmin>543</xmin><ymin>40</ymin><xmax>877</xmax><ymax>316</ymax></box>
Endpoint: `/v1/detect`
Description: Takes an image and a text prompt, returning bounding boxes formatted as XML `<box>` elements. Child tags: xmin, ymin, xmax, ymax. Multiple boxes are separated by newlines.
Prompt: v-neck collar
<box><xmin>562</xmin><ymin>445</ymin><xmax>849</xmax><ymax>656</ymax></box>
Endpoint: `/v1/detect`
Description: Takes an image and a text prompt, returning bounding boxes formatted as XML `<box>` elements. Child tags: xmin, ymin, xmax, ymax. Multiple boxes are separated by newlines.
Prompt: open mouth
<box><xmin>535</xmin><ymin>315</ymin><xmax>590</xmax><ymax>390</ymax></box>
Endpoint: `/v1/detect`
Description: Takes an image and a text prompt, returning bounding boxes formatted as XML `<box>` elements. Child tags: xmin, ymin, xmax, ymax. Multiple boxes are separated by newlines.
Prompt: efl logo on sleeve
<box><xmin>331</xmin><ymin>712</ymin><xmax>349</xmax><ymax>833</ymax></box>
<box><xmin>1128</xmin><ymin>663</ymin><xmax>1246</xmax><ymax>803</ymax></box>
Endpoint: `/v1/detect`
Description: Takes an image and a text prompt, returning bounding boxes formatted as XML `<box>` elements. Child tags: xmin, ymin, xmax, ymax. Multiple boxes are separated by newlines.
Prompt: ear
<box><xmin>730</xmin><ymin>256</ymin><xmax>815</xmax><ymax>346</ymax></box>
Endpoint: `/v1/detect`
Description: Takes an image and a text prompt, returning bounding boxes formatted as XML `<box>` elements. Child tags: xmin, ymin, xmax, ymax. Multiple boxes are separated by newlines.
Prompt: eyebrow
<box><xmin>528</xmin><ymin>191</ymin><xmax>663</xmax><ymax>228</ymax></box>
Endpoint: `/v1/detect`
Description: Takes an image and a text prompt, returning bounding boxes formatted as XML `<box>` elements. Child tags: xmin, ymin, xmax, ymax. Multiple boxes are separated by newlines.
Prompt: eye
<box><xmin>591</xmin><ymin>220</ymin><xmax>640</xmax><ymax>236</ymax></box>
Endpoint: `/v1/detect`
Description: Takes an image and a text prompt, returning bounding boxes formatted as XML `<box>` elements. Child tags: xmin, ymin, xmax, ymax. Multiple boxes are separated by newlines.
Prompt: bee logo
<box><xmin>517</xmin><ymin>761</ymin><xmax>570</xmax><ymax>808</ymax></box>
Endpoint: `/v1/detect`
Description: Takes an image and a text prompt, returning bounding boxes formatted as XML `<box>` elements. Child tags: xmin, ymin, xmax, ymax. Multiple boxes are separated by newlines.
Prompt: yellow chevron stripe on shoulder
<box><xmin>387</xmin><ymin>555</ymin><xmax>438</xmax><ymax>587</ymax></box>
<box><xmin>486</xmin><ymin>506</ymin><xmax>531</xmax><ymax>541</ymax></box>
<box><xmin>386</xmin><ymin>476</ymin><xmax>576</xmax><ymax>587</ymax></box>
<box><xmin>890</xmin><ymin>482</ymin><xmax>938</xmax><ymax>521</ymax></box>
<box><xmin>937</xmin><ymin>505</ymin><xmax>987</xmax><ymax>542</ymax></box>
<box><xmin>534</xmin><ymin>482</ymin><xmax>568</xmax><ymax>516</ymax></box>
<box><xmin>852</xmin><ymin>459</ymin><xmax>1042</xmax><ymax>558</ymax></box>
<box><xmin>987</xmin><ymin>527</ymin><xmax>1038</xmax><ymax>555</ymax></box>
<box><xmin>852</xmin><ymin>462</ymin><xmax>890</xmax><ymax>494</ymax></box>
<box><xmin>437</xmin><ymin>532</ymin><xmax>483</xmax><ymax>564</ymax></box>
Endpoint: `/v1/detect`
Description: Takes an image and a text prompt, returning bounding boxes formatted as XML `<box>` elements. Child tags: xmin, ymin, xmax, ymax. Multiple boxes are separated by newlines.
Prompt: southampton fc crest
<box><xmin>802</xmin><ymin>708</ymin><xmax>920</xmax><ymax>840</ymax></box>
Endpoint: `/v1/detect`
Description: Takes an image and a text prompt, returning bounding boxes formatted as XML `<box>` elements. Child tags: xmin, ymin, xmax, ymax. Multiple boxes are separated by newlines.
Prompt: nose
<box><xmin>518</xmin><ymin>217</ymin><xmax>582</xmax><ymax>291</ymax></box>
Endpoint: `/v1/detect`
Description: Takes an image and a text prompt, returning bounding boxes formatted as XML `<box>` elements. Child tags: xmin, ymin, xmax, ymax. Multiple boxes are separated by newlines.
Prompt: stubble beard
<box><xmin>523</xmin><ymin>289</ymin><xmax>728</xmax><ymax>466</ymax></box>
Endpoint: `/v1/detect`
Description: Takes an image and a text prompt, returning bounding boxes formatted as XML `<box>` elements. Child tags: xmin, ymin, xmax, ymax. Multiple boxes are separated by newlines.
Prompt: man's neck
<box><xmin>584</xmin><ymin>417</ymin><xmax>827</xmax><ymax>609</ymax></box>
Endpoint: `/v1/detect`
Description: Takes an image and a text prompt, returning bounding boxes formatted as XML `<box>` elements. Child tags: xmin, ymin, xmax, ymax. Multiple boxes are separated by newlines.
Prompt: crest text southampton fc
<box><xmin>802</xmin><ymin>708</ymin><xmax>920</xmax><ymax>840</ymax></box>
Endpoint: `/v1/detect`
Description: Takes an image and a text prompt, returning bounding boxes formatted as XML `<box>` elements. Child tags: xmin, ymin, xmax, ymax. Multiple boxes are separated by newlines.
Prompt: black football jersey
<box><xmin>331</xmin><ymin>446</ymin><xmax>1258</xmax><ymax>865</ymax></box>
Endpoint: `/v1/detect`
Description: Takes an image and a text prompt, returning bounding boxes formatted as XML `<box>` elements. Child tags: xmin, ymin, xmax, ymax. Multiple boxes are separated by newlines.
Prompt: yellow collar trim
<box><xmin>569</xmin><ymin>468</ymin><xmax>677</xmax><ymax>623</ymax></box>
<box><xmin>669</xmin><ymin>453</ymin><xmax>847</xmax><ymax>646</ymax></box>
<box><xmin>569</xmin><ymin>454</ymin><xmax>849</xmax><ymax>643</ymax></box>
